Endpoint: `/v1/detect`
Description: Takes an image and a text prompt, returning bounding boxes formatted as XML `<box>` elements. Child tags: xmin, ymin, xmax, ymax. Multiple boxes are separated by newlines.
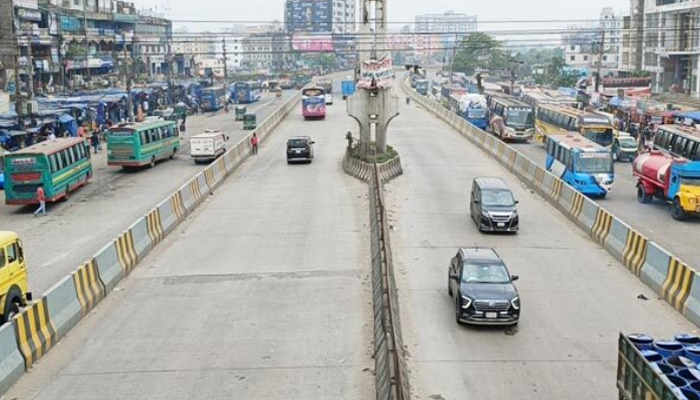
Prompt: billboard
<box><xmin>357</xmin><ymin>53</ymin><xmax>395</xmax><ymax>89</ymax></box>
<box><xmin>292</xmin><ymin>34</ymin><xmax>333</xmax><ymax>52</ymax></box>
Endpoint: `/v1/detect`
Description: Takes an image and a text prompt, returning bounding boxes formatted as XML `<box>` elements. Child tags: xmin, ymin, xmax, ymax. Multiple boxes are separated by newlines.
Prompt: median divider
<box><xmin>0</xmin><ymin>82</ymin><xmax>309</xmax><ymax>397</ymax></box>
<box><xmin>404</xmin><ymin>77</ymin><xmax>700</xmax><ymax>330</ymax></box>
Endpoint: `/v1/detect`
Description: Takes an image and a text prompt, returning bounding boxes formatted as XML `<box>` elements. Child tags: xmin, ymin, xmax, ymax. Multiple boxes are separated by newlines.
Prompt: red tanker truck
<box><xmin>633</xmin><ymin>150</ymin><xmax>700</xmax><ymax>220</ymax></box>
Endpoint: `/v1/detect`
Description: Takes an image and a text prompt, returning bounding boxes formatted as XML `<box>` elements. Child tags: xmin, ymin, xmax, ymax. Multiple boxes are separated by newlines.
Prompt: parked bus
<box><xmin>487</xmin><ymin>95</ymin><xmax>535</xmax><ymax>142</ymax></box>
<box><xmin>535</xmin><ymin>104</ymin><xmax>614</xmax><ymax>148</ymax></box>
<box><xmin>3</xmin><ymin>138</ymin><xmax>92</xmax><ymax>205</ymax></box>
<box><xmin>200</xmin><ymin>86</ymin><xmax>226</xmax><ymax>111</ymax></box>
<box><xmin>653</xmin><ymin>124</ymin><xmax>700</xmax><ymax>160</ymax></box>
<box><xmin>107</xmin><ymin>120</ymin><xmax>180</xmax><ymax>168</ymax></box>
<box><xmin>301</xmin><ymin>87</ymin><xmax>326</xmax><ymax>120</ymax></box>
<box><xmin>441</xmin><ymin>85</ymin><xmax>467</xmax><ymax>109</ymax></box>
<box><xmin>545</xmin><ymin>132</ymin><xmax>614</xmax><ymax>197</ymax></box>
<box><xmin>317</xmin><ymin>79</ymin><xmax>334</xmax><ymax>105</ymax></box>
<box><xmin>232</xmin><ymin>81</ymin><xmax>262</xmax><ymax>104</ymax></box>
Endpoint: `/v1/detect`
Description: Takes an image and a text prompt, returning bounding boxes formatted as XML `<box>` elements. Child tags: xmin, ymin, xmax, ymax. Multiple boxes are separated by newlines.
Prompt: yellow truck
<box><xmin>0</xmin><ymin>231</ymin><xmax>31</xmax><ymax>324</ymax></box>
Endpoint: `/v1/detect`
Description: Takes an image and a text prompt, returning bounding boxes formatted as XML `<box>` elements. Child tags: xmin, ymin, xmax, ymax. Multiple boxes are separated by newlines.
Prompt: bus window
<box><xmin>690</xmin><ymin>143</ymin><xmax>700</xmax><ymax>161</ymax></box>
<box><xmin>49</xmin><ymin>154</ymin><xmax>58</xmax><ymax>173</ymax></box>
<box><xmin>6</xmin><ymin>243</ymin><xmax>17</xmax><ymax>263</ymax></box>
<box><xmin>0</xmin><ymin>248</ymin><xmax>5</xmax><ymax>268</ymax></box>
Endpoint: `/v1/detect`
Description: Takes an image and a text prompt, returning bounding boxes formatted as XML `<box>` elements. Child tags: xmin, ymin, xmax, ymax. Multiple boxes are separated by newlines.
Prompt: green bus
<box><xmin>3</xmin><ymin>138</ymin><xmax>92</xmax><ymax>205</ymax></box>
<box><xmin>107</xmin><ymin>120</ymin><xmax>180</xmax><ymax>168</ymax></box>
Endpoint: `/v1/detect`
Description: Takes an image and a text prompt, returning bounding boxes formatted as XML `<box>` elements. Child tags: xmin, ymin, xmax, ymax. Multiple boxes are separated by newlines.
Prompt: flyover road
<box><xmin>0</xmin><ymin>90</ymin><xmax>295</xmax><ymax>295</ymax></box>
<box><xmin>387</xmin><ymin>89</ymin><xmax>695</xmax><ymax>399</ymax></box>
<box><xmin>512</xmin><ymin>139</ymin><xmax>700</xmax><ymax>266</ymax></box>
<box><xmin>3</xmin><ymin>87</ymin><xmax>375</xmax><ymax>400</ymax></box>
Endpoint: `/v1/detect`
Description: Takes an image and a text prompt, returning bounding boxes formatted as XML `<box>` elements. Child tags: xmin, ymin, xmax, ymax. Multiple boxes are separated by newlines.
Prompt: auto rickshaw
<box><xmin>235</xmin><ymin>106</ymin><xmax>246</xmax><ymax>121</ymax></box>
<box><xmin>174</xmin><ymin>102</ymin><xmax>188</xmax><ymax>120</ymax></box>
<box><xmin>243</xmin><ymin>113</ymin><xmax>257</xmax><ymax>130</ymax></box>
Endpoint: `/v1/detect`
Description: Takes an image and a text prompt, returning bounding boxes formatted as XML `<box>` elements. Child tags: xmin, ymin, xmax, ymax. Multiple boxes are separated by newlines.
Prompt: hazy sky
<box><xmin>138</xmin><ymin>0</ymin><xmax>632</xmax><ymax>29</ymax></box>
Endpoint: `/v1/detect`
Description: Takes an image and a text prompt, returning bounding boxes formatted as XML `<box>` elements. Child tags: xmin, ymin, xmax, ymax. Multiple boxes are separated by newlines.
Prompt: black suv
<box><xmin>470</xmin><ymin>177</ymin><xmax>519</xmax><ymax>233</ymax></box>
<box><xmin>448</xmin><ymin>247</ymin><xmax>520</xmax><ymax>326</ymax></box>
<box><xmin>286</xmin><ymin>136</ymin><xmax>315</xmax><ymax>164</ymax></box>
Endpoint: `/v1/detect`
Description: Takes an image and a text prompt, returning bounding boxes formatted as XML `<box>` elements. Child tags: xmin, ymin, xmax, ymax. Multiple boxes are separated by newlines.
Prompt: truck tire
<box><xmin>637</xmin><ymin>185</ymin><xmax>652</xmax><ymax>204</ymax></box>
<box><xmin>1</xmin><ymin>287</ymin><xmax>22</xmax><ymax>324</ymax></box>
<box><xmin>672</xmin><ymin>198</ymin><xmax>688</xmax><ymax>221</ymax></box>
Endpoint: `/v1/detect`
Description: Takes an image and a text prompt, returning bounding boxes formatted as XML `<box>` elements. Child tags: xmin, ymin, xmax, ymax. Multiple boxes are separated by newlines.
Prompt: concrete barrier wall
<box><xmin>0</xmin><ymin>324</ymin><xmax>24</xmax><ymax>395</ymax></box>
<box><xmin>0</xmin><ymin>82</ymin><xmax>308</xmax><ymax>397</ymax></box>
<box><xmin>404</xmin><ymin>77</ymin><xmax>700</xmax><ymax>331</ymax></box>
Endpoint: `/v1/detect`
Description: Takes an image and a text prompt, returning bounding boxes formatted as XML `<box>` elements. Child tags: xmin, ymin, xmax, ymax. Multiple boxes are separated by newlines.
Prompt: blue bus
<box><xmin>200</xmin><ymin>86</ymin><xmax>226</xmax><ymax>111</ymax></box>
<box><xmin>450</xmin><ymin>93</ymin><xmax>489</xmax><ymax>130</ymax></box>
<box><xmin>415</xmin><ymin>79</ymin><xmax>429</xmax><ymax>96</ymax></box>
<box><xmin>545</xmin><ymin>132</ymin><xmax>614</xmax><ymax>198</ymax></box>
<box><xmin>232</xmin><ymin>81</ymin><xmax>261</xmax><ymax>104</ymax></box>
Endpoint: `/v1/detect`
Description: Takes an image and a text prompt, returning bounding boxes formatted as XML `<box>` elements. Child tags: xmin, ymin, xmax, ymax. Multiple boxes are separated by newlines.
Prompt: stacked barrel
<box><xmin>629</xmin><ymin>334</ymin><xmax>700</xmax><ymax>400</ymax></box>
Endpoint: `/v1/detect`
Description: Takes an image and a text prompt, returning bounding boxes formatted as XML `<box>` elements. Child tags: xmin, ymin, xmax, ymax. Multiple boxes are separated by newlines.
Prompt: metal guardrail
<box><xmin>369</xmin><ymin>161</ymin><xmax>410</xmax><ymax>400</ymax></box>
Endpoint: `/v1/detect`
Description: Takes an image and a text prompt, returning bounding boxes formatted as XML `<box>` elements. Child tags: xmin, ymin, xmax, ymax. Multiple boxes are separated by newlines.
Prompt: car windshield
<box><xmin>506</xmin><ymin>109</ymin><xmax>534</xmax><ymax>128</ymax></box>
<box><xmin>467</xmin><ymin>109</ymin><xmax>487</xmax><ymax>119</ymax></box>
<box><xmin>461</xmin><ymin>262</ymin><xmax>510</xmax><ymax>284</ymax></box>
<box><xmin>680</xmin><ymin>177</ymin><xmax>700</xmax><ymax>187</ymax></box>
<box><xmin>619</xmin><ymin>138</ymin><xmax>637</xmax><ymax>149</ymax></box>
<box><xmin>576</xmin><ymin>154</ymin><xmax>613</xmax><ymax>173</ymax></box>
<box><xmin>481</xmin><ymin>189</ymin><xmax>515</xmax><ymax>207</ymax></box>
<box><xmin>288</xmin><ymin>139</ymin><xmax>308</xmax><ymax>147</ymax></box>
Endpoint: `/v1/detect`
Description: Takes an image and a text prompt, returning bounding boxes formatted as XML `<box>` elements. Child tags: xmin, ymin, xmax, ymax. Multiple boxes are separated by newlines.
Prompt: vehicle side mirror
<box><xmin>311</xmin><ymin>141</ymin><xmax>316</xmax><ymax>144</ymax></box>
<box><xmin>449</xmin><ymin>272</ymin><xmax>459</xmax><ymax>280</ymax></box>
<box><xmin>515</xmin><ymin>200</ymin><xmax>519</xmax><ymax>205</ymax></box>
<box><xmin>473</xmin><ymin>199</ymin><xmax>480</xmax><ymax>204</ymax></box>
<box><xmin>226</xmin><ymin>136</ymin><xmax>230</xmax><ymax>141</ymax></box>
<box><xmin>511</xmin><ymin>275</ymin><xmax>519</xmax><ymax>281</ymax></box>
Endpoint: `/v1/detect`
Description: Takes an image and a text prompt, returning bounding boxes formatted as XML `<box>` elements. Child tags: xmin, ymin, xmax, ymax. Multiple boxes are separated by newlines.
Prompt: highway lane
<box><xmin>0</xmin><ymin>90</ymin><xmax>295</xmax><ymax>295</ymax></box>
<box><xmin>3</xmin><ymin>86</ymin><xmax>375</xmax><ymax>400</ymax></box>
<box><xmin>510</xmin><ymin>138</ymin><xmax>700</xmax><ymax>265</ymax></box>
<box><xmin>387</xmin><ymin>89</ymin><xmax>695</xmax><ymax>399</ymax></box>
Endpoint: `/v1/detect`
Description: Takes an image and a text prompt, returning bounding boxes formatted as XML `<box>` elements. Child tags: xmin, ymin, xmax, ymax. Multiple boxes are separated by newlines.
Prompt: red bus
<box><xmin>301</xmin><ymin>87</ymin><xmax>326</xmax><ymax>120</ymax></box>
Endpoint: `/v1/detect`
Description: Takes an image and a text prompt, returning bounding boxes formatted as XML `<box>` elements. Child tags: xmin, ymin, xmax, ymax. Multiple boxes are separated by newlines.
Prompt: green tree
<box><xmin>452</xmin><ymin>33</ymin><xmax>505</xmax><ymax>75</ymax></box>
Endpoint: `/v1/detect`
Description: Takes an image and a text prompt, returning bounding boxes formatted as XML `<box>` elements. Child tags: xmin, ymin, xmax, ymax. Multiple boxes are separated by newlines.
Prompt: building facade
<box><xmin>561</xmin><ymin>8</ymin><xmax>623</xmax><ymax>74</ymax></box>
<box><xmin>285</xmin><ymin>0</ymin><xmax>355</xmax><ymax>34</ymax></box>
<box><xmin>625</xmin><ymin>0</ymin><xmax>700</xmax><ymax>97</ymax></box>
<box><xmin>414</xmin><ymin>10</ymin><xmax>477</xmax><ymax>36</ymax></box>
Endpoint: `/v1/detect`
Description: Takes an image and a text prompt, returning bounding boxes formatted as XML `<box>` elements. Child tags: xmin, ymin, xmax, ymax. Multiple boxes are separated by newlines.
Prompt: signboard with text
<box><xmin>357</xmin><ymin>53</ymin><xmax>395</xmax><ymax>89</ymax></box>
<box><xmin>291</xmin><ymin>34</ymin><xmax>333</xmax><ymax>52</ymax></box>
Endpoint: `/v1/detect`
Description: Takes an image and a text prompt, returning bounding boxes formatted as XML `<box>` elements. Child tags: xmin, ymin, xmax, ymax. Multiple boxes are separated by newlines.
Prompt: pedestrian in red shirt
<box><xmin>33</xmin><ymin>186</ymin><xmax>46</xmax><ymax>216</ymax></box>
<box><xmin>251</xmin><ymin>133</ymin><xmax>259</xmax><ymax>155</ymax></box>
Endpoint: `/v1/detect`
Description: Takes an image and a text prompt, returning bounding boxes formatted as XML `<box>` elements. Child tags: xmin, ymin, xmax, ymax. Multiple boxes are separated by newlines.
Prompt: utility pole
<box><xmin>166</xmin><ymin>38</ymin><xmax>173</xmax><ymax>105</ymax></box>
<box><xmin>25</xmin><ymin>23</ymin><xmax>35</xmax><ymax>101</ymax></box>
<box><xmin>222</xmin><ymin>37</ymin><xmax>229</xmax><ymax>91</ymax></box>
<box><xmin>83</xmin><ymin>6</ymin><xmax>90</xmax><ymax>81</ymax></box>
<box><xmin>449</xmin><ymin>33</ymin><xmax>458</xmax><ymax>83</ymax></box>
<box><xmin>123</xmin><ymin>44</ymin><xmax>134</xmax><ymax>122</ymax></box>
<box><xmin>594</xmin><ymin>30</ymin><xmax>605</xmax><ymax>93</ymax></box>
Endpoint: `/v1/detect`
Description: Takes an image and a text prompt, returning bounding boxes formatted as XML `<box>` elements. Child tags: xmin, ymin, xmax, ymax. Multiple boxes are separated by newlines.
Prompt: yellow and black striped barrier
<box><xmin>13</xmin><ymin>298</ymin><xmax>57</xmax><ymax>369</ymax></box>
<box><xmin>72</xmin><ymin>260</ymin><xmax>105</xmax><ymax>317</ymax></box>
<box><xmin>170</xmin><ymin>193</ymin><xmax>185</xmax><ymax>221</ymax></box>
<box><xmin>591</xmin><ymin>208</ymin><xmax>613</xmax><ymax>245</ymax></box>
<box><xmin>662</xmin><ymin>258</ymin><xmax>694</xmax><ymax>313</ymax></box>
<box><xmin>533</xmin><ymin>167</ymin><xmax>545</xmax><ymax>188</ymax></box>
<box><xmin>570</xmin><ymin>192</ymin><xmax>585</xmax><ymax>219</ymax></box>
<box><xmin>204</xmin><ymin>168</ymin><xmax>215</xmax><ymax>189</ymax></box>
<box><xmin>549</xmin><ymin>178</ymin><xmax>562</xmax><ymax>200</ymax></box>
<box><xmin>622</xmin><ymin>231</ymin><xmax>647</xmax><ymax>277</ymax></box>
<box><xmin>146</xmin><ymin>209</ymin><xmax>164</xmax><ymax>245</ymax></box>
<box><xmin>115</xmin><ymin>231</ymin><xmax>138</xmax><ymax>275</ymax></box>
<box><xmin>508</xmin><ymin>151</ymin><xmax>516</xmax><ymax>171</ymax></box>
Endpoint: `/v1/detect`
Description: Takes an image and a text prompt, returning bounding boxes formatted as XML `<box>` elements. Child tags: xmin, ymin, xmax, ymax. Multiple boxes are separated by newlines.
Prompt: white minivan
<box><xmin>190</xmin><ymin>130</ymin><xmax>228</xmax><ymax>163</ymax></box>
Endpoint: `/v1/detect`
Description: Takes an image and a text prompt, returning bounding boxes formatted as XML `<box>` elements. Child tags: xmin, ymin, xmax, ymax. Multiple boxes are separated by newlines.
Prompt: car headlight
<box><xmin>461</xmin><ymin>296</ymin><xmax>472</xmax><ymax>309</ymax></box>
<box><xmin>511</xmin><ymin>296</ymin><xmax>520</xmax><ymax>310</ymax></box>
<box><xmin>481</xmin><ymin>210</ymin><xmax>490</xmax><ymax>218</ymax></box>
<box><xmin>690</xmin><ymin>198</ymin><xmax>698</xmax><ymax>204</ymax></box>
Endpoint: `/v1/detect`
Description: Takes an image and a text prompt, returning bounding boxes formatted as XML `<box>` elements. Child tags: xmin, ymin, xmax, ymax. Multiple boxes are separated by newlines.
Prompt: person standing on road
<box><xmin>78</xmin><ymin>124</ymin><xmax>87</xmax><ymax>139</ymax></box>
<box><xmin>91</xmin><ymin>130</ymin><xmax>100</xmax><ymax>154</ymax></box>
<box><xmin>33</xmin><ymin>186</ymin><xmax>46</xmax><ymax>217</ymax></box>
<box><xmin>251</xmin><ymin>133</ymin><xmax>259</xmax><ymax>155</ymax></box>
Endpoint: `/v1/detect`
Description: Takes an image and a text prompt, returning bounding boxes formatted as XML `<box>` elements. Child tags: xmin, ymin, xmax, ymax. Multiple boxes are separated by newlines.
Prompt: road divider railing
<box><xmin>369</xmin><ymin>163</ymin><xmax>410</xmax><ymax>400</ymax></box>
<box><xmin>403</xmin><ymin>78</ymin><xmax>700</xmax><ymax>329</ymax></box>
<box><xmin>0</xmin><ymin>85</ymin><xmax>305</xmax><ymax>397</ymax></box>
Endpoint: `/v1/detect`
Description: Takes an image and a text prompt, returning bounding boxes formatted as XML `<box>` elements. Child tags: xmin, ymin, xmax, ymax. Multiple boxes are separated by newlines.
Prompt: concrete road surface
<box><xmin>386</xmin><ymin>90</ymin><xmax>696</xmax><ymax>400</ymax></box>
<box><xmin>3</xmin><ymin>89</ymin><xmax>375</xmax><ymax>400</ymax></box>
<box><xmin>0</xmin><ymin>90</ymin><xmax>295</xmax><ymax>295</ymax></box>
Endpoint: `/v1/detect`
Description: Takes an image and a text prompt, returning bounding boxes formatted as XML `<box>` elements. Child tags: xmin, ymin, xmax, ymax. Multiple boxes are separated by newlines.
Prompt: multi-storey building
<box><xmin>415</xmin><ymin>10</ymin><xmax>477</xmax><ymax>37</ymax></box>
<box><xmin>561</xmin><ymin>8</ymin><xmax>623</xmax><ymax>73</ymax></box>
<box><xmin>625</xmin><ymin>0</ymin><xmax>700</xmax><ymax>97</ymax></box>
<box><xmin>285</xmin><ymin>0</ymin><xmax>355</xmax><ymax>34</ymax></box>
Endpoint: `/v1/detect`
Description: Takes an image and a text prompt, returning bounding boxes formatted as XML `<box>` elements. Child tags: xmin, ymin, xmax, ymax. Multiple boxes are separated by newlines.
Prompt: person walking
<box><xmin>33</xmin><ymin>186</ymin><xmax>46</xmax><ymax>217</ymax></box>
<box><xmin>251</xmin><ymin>133</ymin><xmax>259</xmax><ymax>155</ymax></box>
<box><xmin>78</xmin><ymin>124</ymin><xmax>87</xmax><ymax>139</ymax></box>
<box><xmin>91</xmin><ymin>130</ymin><xmax>100</xmax><ymax>154</ymax></box>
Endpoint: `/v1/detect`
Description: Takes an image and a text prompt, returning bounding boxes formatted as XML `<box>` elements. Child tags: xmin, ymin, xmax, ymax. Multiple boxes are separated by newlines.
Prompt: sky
<box><xmin>136</xmin><ymin>0</ymin><xmax>632</xmax><ymax>30</ymax></box>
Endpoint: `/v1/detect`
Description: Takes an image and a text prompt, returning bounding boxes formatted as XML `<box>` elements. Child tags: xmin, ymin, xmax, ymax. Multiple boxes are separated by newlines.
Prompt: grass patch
<box><xmin>350</xmin><ymin>143</ymin><xmax>399</xmax><ymax>164</ymax></box>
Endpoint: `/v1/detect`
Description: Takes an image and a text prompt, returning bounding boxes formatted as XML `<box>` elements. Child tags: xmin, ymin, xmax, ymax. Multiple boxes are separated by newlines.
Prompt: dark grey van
<box><xmin>470</xmin><ymin>177</ymin><xmax>519</xmax><ymax>233</ymax></box>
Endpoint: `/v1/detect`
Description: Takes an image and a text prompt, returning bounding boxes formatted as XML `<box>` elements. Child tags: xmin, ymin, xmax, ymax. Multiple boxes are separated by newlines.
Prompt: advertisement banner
<box><xmin>13</xmin><ymin>0</ymin><xmax>38</xmax><ymax>9</ymax></box>
<box><xmin>291</xmin><ymin>34</ymin><xmax>333</xmax><ymax>52</ymax></box>
<box><xmin>17</xmin><ymin>8</ymin><xmax>42</xmax><ymax>22</ymax></box>
<box><xmin>357</xmin><ymin>53</ymin><xmax>395</xmax><ymax>89</ymax></box>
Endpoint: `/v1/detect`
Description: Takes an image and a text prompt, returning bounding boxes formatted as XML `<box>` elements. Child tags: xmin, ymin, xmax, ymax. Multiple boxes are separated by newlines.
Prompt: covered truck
<box><xmin>189</xmin><ymin>130</ymin><xmax>228</xmax><ymax>163</ymax></box>
<box><xmin>633</xmin><ymin>150</ymin><xmax>700</xmax><ymax>220</ymax></box>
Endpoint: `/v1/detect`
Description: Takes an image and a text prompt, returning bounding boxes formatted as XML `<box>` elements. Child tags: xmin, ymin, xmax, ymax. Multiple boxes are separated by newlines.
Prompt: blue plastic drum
<box><xmin>655</xmin><ymin>341</ymin><xmax>685</xmax><ymax>358</ymax></box>
<box><xmin>677</xmin><ymin>334</ymin><xmax>700</xmax><ymax>346</ymax></box>
<box><xmin>628</xmin><ymin>333</ymin><xmax>655</xmax><ymax>350</ymax></box>
<box><xmin>642</xmin><ymin>350</ymin><xmax>664</xmax><ymax>363</ymax></box>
